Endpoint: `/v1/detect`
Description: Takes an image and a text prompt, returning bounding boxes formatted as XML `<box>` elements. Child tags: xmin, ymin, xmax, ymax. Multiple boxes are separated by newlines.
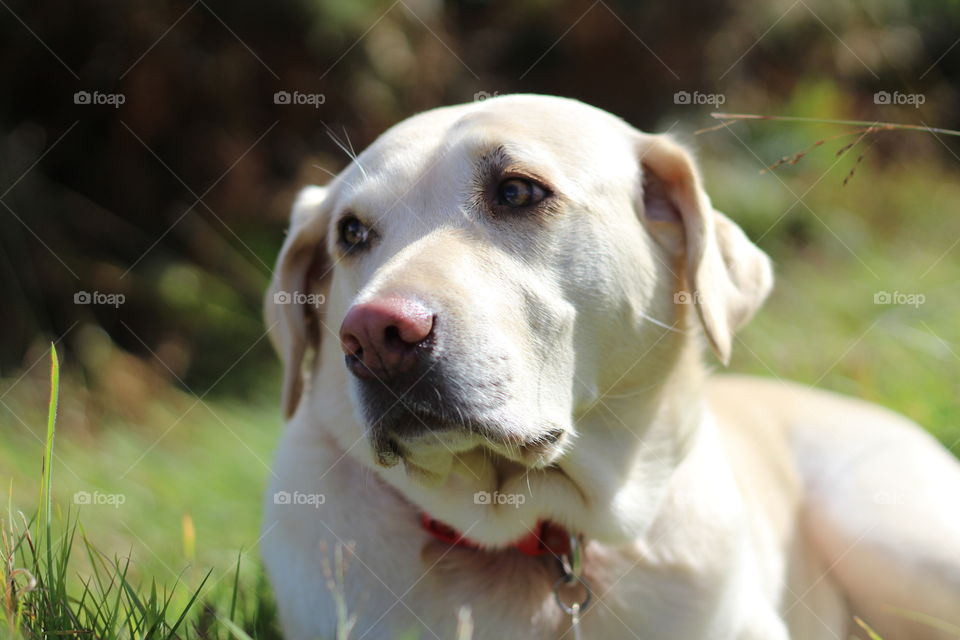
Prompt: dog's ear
<box><xmin>637</xmin><ymin>134</ymin><xmax>773</xmax><ymax>364</ymax></box>
<box><xmin>265</xmin><ymin>186</ymin><xmax>333</xmax><ymax>418</ymax></box>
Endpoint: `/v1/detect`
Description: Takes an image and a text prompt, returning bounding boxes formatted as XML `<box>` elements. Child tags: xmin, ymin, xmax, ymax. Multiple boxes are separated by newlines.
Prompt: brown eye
<box><xmin>497</xmin><ymin>177</ymin><xmax>547</xmax><ymax>208</ymax></box>
<box><xmin>338</xmin><ymin>215</ymin><xmax>371</xmax><ymax>250</ymax></box>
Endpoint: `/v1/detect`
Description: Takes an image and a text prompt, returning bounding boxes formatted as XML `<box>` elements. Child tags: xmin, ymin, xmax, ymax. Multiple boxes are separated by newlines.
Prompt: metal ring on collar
<box><xmin>553</xmin><ymin>573</ymin><xmax>592</xmax><ymax>615</ymax></box>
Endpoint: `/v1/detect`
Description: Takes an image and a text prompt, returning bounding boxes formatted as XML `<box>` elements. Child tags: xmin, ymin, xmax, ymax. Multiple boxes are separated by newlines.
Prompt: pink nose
<box><xmin>339</xmin><ymin>296</ymin><xmax>435</xmax><ymax>379</ymax></box>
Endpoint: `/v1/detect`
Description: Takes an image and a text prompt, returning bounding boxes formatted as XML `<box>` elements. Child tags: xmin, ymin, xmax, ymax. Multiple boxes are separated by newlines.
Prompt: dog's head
<box><xmin>266</xmin><ymin>95</ymin><xmax>771</xmax><ymax>537</ymax></box>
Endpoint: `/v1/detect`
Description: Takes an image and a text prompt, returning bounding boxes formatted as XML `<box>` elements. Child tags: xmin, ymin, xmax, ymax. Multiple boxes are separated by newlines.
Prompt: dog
<box><xmin>261</xmin><ymin>94</ymin><xmax>960</xmax><ymax>640</ymax></box>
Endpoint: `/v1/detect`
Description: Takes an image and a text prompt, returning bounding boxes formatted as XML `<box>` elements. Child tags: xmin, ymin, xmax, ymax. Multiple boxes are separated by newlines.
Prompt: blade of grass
<box><xmin>165</xmin><ymin>568</ymin><xmax>212</xmax><ymax>639</ymax></box>
<box><xmin>39</xmin><ymin>344</ymin><xmax>59</xmax><ymax>535</ymax></box>
<box><xmin>228</xmin><ymin>549</ymin><xmax>243</xmax><ymax>623</ymax></box>
<box><xmin>854</xmin><ymin>616</ymin><xmax>885</xmax><ymax>640</ymax></box>
<box><xmin>220</xmin><ymin>616</ymin><xmax>256</xmax><ymax>640</ymax></box>
<box><xmin>36</xmin><ymin>344</ymin><xmax>60</xmax><ymax>637</ymax></box>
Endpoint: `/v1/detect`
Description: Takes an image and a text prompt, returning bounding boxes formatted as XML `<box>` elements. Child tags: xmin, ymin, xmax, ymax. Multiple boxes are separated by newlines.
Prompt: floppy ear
<box><xmin>638</xmin><ymin>134</ymin><xmax>773</xmax><ymax>364</ymax></box>
<box><xmin>265</xmin><ymin>186</ymin><xmax>333</xmax><ymax>418</ymax></box>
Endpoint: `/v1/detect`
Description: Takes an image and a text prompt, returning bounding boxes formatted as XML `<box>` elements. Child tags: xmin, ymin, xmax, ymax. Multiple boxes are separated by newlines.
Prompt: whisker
<box><xmin>343</xmin><ymin>125</ymin><xmax>360</xmax><ymax>164</ymax></box>
<box><xmin>311</xmin><ymin>163</ymin><xmax>338</xmax><ymax>179</ymax></box>
<box><xmin>324</xmin><ymin>123</ymin><xmax>368</xmax><ymax>179</ymax></box>
<box><xmin>638</xmin><ymin>311</ymin><xmax>687</xmax><ymax>333</ymax></box>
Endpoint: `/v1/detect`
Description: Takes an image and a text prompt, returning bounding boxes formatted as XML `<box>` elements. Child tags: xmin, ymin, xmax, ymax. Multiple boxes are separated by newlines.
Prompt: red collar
<box><xmin>420</xmin><ymin>513</ymin><xmax>572</xmax><ymax>556</ymax></box>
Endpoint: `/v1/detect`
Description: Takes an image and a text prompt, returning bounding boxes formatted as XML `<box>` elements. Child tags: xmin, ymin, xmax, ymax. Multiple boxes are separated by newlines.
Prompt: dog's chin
<box><xmin>377</xmin><ymin>428</ymin><xmax>481</xmax><ymax>487</ymax></box>
<box><xmin>369</xmin><ymin>418</ymin><xmax>569</xmax><ymax>487</ymax></box>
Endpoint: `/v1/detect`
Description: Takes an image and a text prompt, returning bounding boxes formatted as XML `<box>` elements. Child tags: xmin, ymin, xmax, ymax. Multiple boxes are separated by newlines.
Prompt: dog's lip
<box><xmin>373</xmin><ymin>426</ymin><xmax>479</xmax><ymax>466</ymax></box>
<box><xmin>365</xmin><ymin>399</ymin><xmax>570</xmax><ymax>469</ymax></box>
<box><xmin>370</xmin><ymin>416</ymin><xmax>567</xmax><ymax>470</ymax></box>
<box><xmin>370</xmin><ymin>413</ymin><xmax>476</xmax><ymax>468</ymax></box>
<box><xmin>483</xmin><ymin>431</ymin><xmax>568</xmax><ymax>468</ymax></box>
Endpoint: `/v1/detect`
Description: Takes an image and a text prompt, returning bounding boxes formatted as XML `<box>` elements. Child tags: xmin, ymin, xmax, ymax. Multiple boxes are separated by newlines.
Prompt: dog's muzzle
<box><xmin>339</xmin><ymin>295</ymin><xmax>517</xmax><ymax>461</ymax></box>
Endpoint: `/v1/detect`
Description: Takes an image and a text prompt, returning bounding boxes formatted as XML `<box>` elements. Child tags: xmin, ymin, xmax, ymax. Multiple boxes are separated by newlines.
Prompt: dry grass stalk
<box><xmin>695</xmin><ymin>113</ymin><xmax>960</xmax><ymax>186</ymax></box>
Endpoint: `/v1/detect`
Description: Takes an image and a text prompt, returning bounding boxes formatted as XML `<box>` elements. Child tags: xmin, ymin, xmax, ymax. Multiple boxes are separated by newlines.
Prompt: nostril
<box><xmin>383</xmin><ymin>325</ymin><xmax>404</xmax><ymax>350</ymax></box>
<box><xmin>342</xmin><ymin>333</ymin><xmax>364</xmax><ymax>358</ymax></box>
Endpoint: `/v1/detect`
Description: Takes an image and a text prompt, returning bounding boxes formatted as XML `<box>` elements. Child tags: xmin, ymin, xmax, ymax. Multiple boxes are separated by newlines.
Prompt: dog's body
<box><xmin>262</xmin><ymin>95</ymin><xmax>960</xmax><ymax>639</ymax></box>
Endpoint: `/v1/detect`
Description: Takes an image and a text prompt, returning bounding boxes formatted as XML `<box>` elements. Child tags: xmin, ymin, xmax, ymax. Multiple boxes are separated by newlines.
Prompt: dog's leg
<box><xmin>794</xmin><ymin>402</ymin><xmax>960</xmax><ymax>640</ymax></box>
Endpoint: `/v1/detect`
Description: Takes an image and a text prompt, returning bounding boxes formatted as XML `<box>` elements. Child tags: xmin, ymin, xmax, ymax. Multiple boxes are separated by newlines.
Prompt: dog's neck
<box><xmin>553</xmin><ymin>342</ymin><xmax>713</xmax><ymax>543</ymax></box>
<box><xmin>575</xmin><ymin>332</ymin><xmax>708</xmax><ymax>458</ymax></box>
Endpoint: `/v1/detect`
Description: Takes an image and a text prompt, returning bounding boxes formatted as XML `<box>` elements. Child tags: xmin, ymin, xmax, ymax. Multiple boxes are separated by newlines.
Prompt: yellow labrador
<box><xmin>262</xmin><ymin>95</ymin><xmax>960</xmax><ymax>640</ymax></box>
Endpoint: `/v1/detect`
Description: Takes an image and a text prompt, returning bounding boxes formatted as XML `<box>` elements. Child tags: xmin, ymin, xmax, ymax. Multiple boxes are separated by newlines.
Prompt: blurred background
<box><xmin>1</xmin><ymin>0</ymin><xmax>959</xmax><ymax>624</ymax></box>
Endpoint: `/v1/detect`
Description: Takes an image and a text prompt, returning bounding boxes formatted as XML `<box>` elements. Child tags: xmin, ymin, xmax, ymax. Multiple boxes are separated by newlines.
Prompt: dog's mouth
<box><xmin>368</xmin><ymin>406</ymin><xmax>474</xmax><ymax>467</ymax></box>
<box><xmin>367</xmin><ymin>404</ymin><xmax>568</xmax><ymax>479</ymax></box>
<box><xmin>354</xmin><ymin>361</ymin><xmax>568</xmax><ymax>480</ymax></box>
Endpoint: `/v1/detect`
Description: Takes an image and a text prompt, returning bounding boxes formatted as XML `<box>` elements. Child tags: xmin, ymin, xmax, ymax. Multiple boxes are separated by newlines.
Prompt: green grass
<box><xmin>1</xmin><ymin>381</ymin><xmax>280</xmax><ymax>586</ymax></box>
<box><xmin>2</xmin><ymin>347</ymin><xmax>283</xmax><ymax>639</ymax></box>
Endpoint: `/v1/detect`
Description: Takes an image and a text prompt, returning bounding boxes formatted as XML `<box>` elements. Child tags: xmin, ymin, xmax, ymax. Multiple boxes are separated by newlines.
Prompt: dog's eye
<box><xmin>497</xmin><ymin>177</ymin><xmax>547</xmax><ymax>208</ymax></box>
<box><xmin>338</xmin><ymin>215</ymin><xmax>371</xmax><ymax>250</ymax></box>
